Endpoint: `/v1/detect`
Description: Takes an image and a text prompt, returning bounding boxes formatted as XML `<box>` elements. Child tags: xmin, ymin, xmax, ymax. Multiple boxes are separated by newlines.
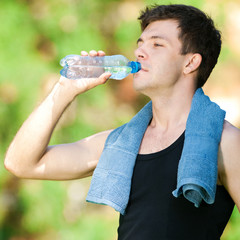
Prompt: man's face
<box><xmin>133</xmin><ymin>20</ymin><xmax>188</xmax><ymax>95</ymax></box>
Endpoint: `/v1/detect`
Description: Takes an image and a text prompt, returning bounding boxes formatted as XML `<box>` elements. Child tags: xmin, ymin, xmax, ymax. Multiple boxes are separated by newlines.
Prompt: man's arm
<box><xmin>4</xmin><ymin>51</ymin><xmax>112</xmax><ymax>180</ymax></box>
<box><xmin>218</xmin><ymin>120</ymin><xmax>240</xmax><ymax>211</ymax></box>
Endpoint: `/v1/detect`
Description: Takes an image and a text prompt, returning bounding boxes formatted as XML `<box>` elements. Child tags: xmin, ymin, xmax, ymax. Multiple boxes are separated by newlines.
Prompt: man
<box><xmin>4</xmin><ymin>4</ymin><xmax>240</xmax><ymax>239</ymax></box>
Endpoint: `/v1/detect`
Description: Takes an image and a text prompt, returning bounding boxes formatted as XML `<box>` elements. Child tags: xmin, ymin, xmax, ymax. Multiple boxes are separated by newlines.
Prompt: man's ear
<box><xmin>183</xmin><ymin>53</ymin><xmax>202</xmax><ymax>75</ymax></box>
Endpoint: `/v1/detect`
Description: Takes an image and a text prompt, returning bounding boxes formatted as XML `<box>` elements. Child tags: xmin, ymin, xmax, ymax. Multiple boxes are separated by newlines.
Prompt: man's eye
<box><xmin>154</xmin><ymin>43</ymin><xmax>163</xmax><ymax>47</ymax></box>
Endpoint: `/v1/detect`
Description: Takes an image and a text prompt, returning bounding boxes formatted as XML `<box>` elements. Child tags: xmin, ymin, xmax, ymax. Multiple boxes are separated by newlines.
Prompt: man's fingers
<box><xmin>79</xmin><ymin>72</ymin><xmax>111</xmax><ymax>92</ymax></box>
<box><xmin>81</xmin><ymin>50</ymin><xmax>106</xmax><ymax>57</ymax></box>
<box><xmin>88</xmin><ymin>72</ymin><xmax>111</xmax><ymax>87</ymax></box>
<box><xmin>97</xmin><ymin>50</ymin><xmax>106</xmax><ymax>56</ymax></box>
<box><xmin>81</xmin><ymin>51</ymin><xmax>88</xmax><ymax>56</ymax></box>
<box><xmin>89</xmin><ymin>50</ymin><xmax>98</xmax><ymax>56</ymax></box>
<box><xmin>100</xmin><ymin>72</ymin><xmax>112</xmax><ymax>83</ymax></box>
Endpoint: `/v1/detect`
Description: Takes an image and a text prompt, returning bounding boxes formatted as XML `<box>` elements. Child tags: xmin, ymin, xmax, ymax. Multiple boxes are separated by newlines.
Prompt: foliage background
<box><xmin>0</xmin><ymin>0</ymin><xmax>240</xmax><ymax>239</ymax></box>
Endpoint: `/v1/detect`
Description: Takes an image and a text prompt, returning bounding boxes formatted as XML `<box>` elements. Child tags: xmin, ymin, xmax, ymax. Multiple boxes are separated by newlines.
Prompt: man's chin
<box><xmin>133</xmin><ymin>76</ymin><xmax>146</xmax><ymax>90</ymax></box>
<box><xmin>133</xmin><ymin>82</ymin><xmax>148</xmax><ymax>94</ymax></box>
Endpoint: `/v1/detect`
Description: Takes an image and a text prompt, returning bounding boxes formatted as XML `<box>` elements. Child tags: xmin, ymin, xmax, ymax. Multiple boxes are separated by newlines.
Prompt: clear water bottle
<box><xmin>59</xmin><ymin>54</ymin><xmax>141</xmax><ymax>80</ymax></box>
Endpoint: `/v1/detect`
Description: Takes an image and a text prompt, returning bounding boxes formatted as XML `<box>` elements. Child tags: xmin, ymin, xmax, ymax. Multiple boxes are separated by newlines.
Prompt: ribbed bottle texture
<box><xmin>60</xmin><ymin>55</ymin><xmax>141</xmax><ymax>80</ymax></box>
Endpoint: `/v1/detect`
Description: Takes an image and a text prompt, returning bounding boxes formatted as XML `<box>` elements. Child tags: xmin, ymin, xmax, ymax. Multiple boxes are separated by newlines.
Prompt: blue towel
<box><xmin>86</xmin><ymin>88</ymin><xmax>226</xmax><ymax>215</ymax></box>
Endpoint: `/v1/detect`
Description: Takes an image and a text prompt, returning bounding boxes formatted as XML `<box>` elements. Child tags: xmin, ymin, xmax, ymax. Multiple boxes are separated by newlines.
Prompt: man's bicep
<box><xmin>32</xmin><ymin>129</ymin><xmax>113</xmax><ymax>180</ymax></box>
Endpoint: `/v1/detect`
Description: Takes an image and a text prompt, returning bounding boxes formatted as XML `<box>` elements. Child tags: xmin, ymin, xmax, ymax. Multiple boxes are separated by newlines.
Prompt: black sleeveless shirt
<box><xmin>118</xmin><ymin>132</ymin><xmax>234</xmax><ymax>240</ymax></box>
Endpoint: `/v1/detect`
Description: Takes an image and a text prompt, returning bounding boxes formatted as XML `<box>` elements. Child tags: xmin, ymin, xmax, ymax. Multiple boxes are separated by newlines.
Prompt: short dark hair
<box><xmin>138</xmin><ymin>4</ymin><xmax>222</xmax><ymax>88</ymax></box>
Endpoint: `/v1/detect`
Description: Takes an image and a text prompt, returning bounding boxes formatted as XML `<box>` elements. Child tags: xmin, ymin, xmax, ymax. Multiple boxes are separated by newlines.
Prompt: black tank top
<box><xmin>118</xmin><ymin>132</ymin><xmax>234</xmax><ymax>240</ymax></box>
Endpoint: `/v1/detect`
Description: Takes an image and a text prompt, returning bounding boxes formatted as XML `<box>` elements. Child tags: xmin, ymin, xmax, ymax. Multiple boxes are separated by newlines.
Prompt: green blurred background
<box><xmin>0</xmin><ymin>0</ymin><xmax>240</xmax><ymax>239</ymax></box>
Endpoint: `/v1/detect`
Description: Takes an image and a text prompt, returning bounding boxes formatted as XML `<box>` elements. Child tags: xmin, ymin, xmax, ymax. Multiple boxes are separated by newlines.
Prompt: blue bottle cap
<box><xmin>129</xmin><ymin>61</ymin><xmax>141</xmax><ymax>73</ymax></box>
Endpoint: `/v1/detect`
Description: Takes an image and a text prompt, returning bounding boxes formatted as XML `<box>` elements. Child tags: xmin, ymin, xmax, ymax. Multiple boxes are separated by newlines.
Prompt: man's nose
<box><xmin>134</xmin><ymin>46</ymin><xmax>147</xmax><ymax>60</ymax></box>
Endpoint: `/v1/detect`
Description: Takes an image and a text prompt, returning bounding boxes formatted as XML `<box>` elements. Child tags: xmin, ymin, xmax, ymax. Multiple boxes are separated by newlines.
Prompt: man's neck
<box><xmin>149</xmin><ymin>84</ymin><xmax>195</xmax><ymax>132</ymax></box>
<box><xmin>139</xmin><ymin>85</ymin><xmax>195</xmax><ymax>154</ymax></box>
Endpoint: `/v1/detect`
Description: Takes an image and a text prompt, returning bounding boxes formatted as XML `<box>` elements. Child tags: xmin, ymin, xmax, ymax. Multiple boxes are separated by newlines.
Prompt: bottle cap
<box><xmin>129</xmin><ymin>61</ymin><xmax>141</xmax><ymax>73</ymax></box>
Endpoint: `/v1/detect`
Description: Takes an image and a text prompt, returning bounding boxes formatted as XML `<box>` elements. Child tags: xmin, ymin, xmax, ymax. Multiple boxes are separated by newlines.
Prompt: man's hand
<box><xmin>59</xmin><ymin>50</ymin><xmax>112</xmax><ymax>98</ymax></box>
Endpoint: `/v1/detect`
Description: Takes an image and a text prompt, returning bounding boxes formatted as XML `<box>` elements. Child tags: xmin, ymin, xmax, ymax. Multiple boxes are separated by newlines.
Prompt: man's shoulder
<box><xmin>219</xmin><ymin>120</ymin><xmax>240</xmax><ymax>159</ymax></box>
<box><xmin>221</xmin><ymin>120</ymin><xmax>240</xmax><ymax>145</ymax></box>
<box><xmin>218</xmin><ymin>120</ymin><xmax>240</xmax><ymax>182</ymax></box>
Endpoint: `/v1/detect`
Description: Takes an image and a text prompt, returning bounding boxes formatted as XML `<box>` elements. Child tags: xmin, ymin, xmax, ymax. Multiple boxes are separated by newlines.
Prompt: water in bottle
<box><xmin>59</xmin><ymin>54</ymin><xmax>141</xmax><ymax>80</ymax></box>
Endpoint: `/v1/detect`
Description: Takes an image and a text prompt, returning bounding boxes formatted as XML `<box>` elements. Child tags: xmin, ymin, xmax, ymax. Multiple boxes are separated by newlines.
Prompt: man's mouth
<box><xmin>139</xmin><ymin>65</ymin><xmax>148</xmax><ymax>72</ymax></box>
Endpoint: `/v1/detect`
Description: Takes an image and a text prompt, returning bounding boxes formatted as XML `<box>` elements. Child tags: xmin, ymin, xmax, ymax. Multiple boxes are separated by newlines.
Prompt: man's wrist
<box><xmin>48</xmin><ymin>80</ymin><xmax>77</xmax><ymax>108</ymax></box>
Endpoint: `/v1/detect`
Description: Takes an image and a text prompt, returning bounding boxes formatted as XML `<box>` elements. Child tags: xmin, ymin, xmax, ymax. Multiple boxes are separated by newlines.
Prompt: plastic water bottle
<box><xmin>59</xmin><ymin>54</ymin><xmax>141</xmax><ymax>80</ymax></box>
